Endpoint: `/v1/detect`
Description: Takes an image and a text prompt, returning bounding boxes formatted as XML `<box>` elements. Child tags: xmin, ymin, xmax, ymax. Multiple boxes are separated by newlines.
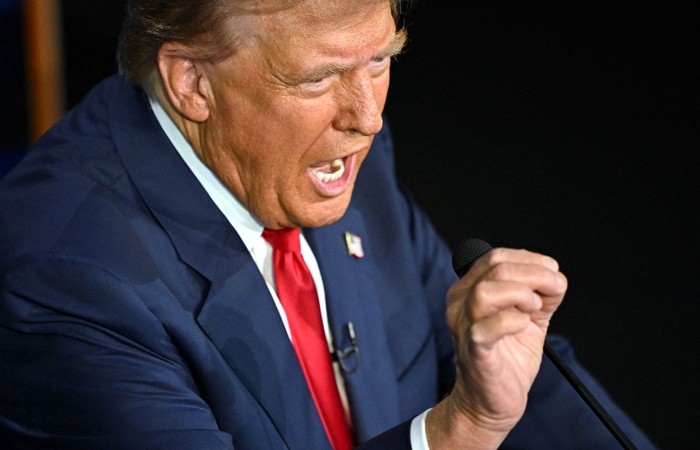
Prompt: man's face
<box><xmin>194</xmin><ymin>1</ymin><xmax>403</xmax><ymax>229</ymax></box>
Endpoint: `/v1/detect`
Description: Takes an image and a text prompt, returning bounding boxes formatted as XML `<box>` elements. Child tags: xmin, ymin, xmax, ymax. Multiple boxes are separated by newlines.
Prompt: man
<box><xmin>0</xmin><ymin>0</ymin><xmax>655</xmax><ymax>448</ymax></box>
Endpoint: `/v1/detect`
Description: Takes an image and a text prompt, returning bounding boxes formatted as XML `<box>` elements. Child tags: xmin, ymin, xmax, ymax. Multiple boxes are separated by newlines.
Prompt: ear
<box><xmin>157</xmin><ymin>43</ymin><xmax>211</xmax><ymax>123</ymax></box>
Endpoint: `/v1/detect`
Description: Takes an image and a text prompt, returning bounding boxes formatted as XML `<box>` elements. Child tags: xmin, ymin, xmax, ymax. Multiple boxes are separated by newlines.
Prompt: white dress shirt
<box><xmin>149</xmin><ymin>97</ymin><xmax>430</xmax><ymax>449</ymax></box>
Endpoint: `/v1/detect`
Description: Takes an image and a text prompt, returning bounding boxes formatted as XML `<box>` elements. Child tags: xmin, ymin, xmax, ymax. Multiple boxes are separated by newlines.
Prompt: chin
<box><xmin>294</xmin><ymin>196</ymin><xmax>352</xmax><ymax>229</ymax></box>
<box><xmin>297</xmin><ymin>209</ymin><xmax>345</xmax><ymax>229</ymax></box>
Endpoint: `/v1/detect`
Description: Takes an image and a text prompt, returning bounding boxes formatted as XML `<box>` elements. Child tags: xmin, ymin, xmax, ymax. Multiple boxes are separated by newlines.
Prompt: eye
<box><xmin>298</xmin><ymin>76</ymin><xmax>334</xmax><ymax>93</ymax></box>
<box><xmin>368</xmin><ymin>55</ymin><xmax>391</xmax><ymax>75</ymax></box>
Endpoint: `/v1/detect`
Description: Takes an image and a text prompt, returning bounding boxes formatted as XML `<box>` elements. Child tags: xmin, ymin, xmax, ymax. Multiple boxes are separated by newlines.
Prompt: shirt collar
<box><xmin>149</xmin><ymin>96</ymin><xmax>264</xmax><ymax>251</ymax></box>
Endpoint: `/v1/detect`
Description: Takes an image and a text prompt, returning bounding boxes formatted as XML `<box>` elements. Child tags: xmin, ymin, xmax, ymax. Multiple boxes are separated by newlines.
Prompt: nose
<box><xmin>333</xmin><ymin>71</ymin><xmax>385</xmax><ymax>136</ymax></box>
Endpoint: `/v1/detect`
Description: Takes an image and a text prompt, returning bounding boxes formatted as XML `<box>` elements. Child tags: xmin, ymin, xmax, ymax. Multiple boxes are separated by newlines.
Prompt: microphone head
<box><xmin>452</xmin><ymin>238</ymin><xmax>493</xmax><ymax>277</ymax></box>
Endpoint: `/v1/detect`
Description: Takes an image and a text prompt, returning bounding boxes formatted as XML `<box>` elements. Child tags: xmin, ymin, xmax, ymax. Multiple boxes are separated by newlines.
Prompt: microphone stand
<box><xmin>543</xmin><ymin>341</ymin><xmax>637</xmax><ymax>450</ymax></box>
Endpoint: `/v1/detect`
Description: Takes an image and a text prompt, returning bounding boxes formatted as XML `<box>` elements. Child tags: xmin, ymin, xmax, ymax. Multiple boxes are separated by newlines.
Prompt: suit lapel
<box><xmin>109</xmin><ymin>78</ymin><xmax>330</xmax><ymax>449</ymax></box>
<box><xmin>196</xmin><ymin>234</ymin><xmax>331</xmax><ymax>449</ymax></box>
<box><xmin>305</xmin><ymin>207</ymin><xmax>403</xmax><ymax>443</ymax></box>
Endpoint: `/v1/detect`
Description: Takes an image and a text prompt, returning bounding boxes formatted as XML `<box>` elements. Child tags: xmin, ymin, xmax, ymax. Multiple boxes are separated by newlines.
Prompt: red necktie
<box><xmin>262</xmin><ymin>228</ymin><xmax>353</xmax><ymax>450</ymax></box>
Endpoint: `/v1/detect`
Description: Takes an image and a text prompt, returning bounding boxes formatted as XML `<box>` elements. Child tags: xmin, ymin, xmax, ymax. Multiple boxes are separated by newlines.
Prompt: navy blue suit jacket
<box><xmin>0</xmin><ymin>76</ymin><xmax>655</xmax><ymax>449</ymax></box>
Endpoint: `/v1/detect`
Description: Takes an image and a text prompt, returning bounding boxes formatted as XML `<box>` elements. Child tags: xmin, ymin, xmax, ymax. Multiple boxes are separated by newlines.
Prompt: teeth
<box><xmin>311</xmin><ymin>158</ymin><xmax>345</xmax><ymax>183</ymax></box>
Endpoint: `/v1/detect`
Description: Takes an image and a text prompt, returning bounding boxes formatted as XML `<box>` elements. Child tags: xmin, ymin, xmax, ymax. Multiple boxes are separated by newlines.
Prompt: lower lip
<box><xmin>308</xmin><ymin>154</ymin><xmax>356</xmax><ymax>197</ymax></box>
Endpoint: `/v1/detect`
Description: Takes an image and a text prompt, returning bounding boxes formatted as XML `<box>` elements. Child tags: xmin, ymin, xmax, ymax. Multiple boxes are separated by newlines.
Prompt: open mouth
<box><xmin>309</xmin><ymin>157</ymin><xmax>346</xmax><ymax>183</ymax></box>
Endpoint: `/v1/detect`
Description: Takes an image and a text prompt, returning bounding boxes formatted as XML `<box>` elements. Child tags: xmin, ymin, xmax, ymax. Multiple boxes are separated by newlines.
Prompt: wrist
<box><xmin>426</xmin><ymin>394</ymin><xmax>513</xmax><ymax>450</ymax></box>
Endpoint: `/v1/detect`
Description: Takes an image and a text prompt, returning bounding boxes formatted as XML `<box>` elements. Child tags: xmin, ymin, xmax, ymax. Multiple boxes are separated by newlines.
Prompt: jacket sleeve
<box><xmin>502</xmin><ymin>334</ymin><xmax>658</xmax><ymax>449</ymax></box>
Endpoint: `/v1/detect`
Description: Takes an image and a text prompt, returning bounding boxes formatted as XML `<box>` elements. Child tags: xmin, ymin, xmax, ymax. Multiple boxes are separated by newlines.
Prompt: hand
<box><xmin>427</xmin><ymin>247</ymin><xmax>568</xmax><ymax>449</ymax></box>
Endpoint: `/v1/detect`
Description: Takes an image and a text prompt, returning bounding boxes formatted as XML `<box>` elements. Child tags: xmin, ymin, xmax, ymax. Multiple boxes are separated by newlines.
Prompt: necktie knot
<box><xmin>263</xmin><ymin>228</ymin><xmax>301</xmax><ymax>253</ymax></box>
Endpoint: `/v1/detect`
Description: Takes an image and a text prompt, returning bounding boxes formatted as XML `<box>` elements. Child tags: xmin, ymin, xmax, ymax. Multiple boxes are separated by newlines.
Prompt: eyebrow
<box><xmin>295</xmin><ymin>29</ymin><xmax>408</xmax><ymax>83</ymax></box>
<box><xmin>382</xmin><ymin>28</ymin><xmax>408</xmax><ymax>59</ymax></box>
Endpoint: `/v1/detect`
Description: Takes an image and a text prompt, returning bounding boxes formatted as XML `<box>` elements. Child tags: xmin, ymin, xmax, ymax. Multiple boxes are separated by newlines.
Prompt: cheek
<box><xmin>275</xmin><ymin>100</ymin><xmax>337</xmax><ymax>142</ymax></box>
<box><xmin>246</xmin><ymin>108</ymin><xmax>337</xmax><ymax>174</ymax></box>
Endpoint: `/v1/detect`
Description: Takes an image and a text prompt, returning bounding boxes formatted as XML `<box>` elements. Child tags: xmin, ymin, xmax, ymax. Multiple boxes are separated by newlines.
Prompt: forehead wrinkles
<box><xmin>257</xmin><ymin>0</ymin><xmax>392</xmax><ymax>42</ymax></box>
<box><xmin>236</xmin><ymin>1</ymin><xmax>396</xmax><ymax>84</ymax></box>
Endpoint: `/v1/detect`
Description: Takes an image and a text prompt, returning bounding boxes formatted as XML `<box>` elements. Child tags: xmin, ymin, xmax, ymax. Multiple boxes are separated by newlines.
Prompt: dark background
<box><xmin>2</xmin><ymin>1</ymin><xmax>698</xmax><ymax>448</ymax></box>
<box><xmin>385</xmin><ymin>2</ymin><xmax>699</xmax><ymax>448</ymax></box>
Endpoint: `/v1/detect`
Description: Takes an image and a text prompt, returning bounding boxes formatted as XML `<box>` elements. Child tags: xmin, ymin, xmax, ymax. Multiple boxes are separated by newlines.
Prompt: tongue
<box><xmin>310</xmin><ymin>161</ymin><xmax>333</xmax><ymax>172</ymax></box>
<box><xmin>311</xmin><ymin>158</ymin><xmax>343</xmax><ymax>174</ymax></box>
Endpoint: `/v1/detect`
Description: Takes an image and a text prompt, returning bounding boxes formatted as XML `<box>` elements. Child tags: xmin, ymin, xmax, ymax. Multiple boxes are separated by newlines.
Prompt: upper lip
<box><xmin>310</xmin><ymin>145</ymin><xmax>366</xmax><ymax>165</ymax></box>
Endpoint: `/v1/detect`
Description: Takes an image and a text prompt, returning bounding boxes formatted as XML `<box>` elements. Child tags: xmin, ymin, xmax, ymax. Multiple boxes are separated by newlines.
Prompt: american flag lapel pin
<box><xmin>344</xmin><ymin>231</ymin><xmax>365</xmax><ymax>259</ymax></box>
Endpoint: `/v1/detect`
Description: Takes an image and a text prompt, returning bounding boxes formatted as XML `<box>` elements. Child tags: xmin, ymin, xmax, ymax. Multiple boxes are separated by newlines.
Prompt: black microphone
<box><xmin>332</xmin><ymin>322</ymin><xmax>360</xmax><ymax>374</ymax></box>
<box><xmin>452</xmin><ymin>238</ymin><xmax>637</xmax><ymax>450</ymax></box>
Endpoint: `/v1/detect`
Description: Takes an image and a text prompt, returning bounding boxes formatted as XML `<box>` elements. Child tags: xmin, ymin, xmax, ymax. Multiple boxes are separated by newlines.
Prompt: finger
<box><xmin>482</xmin><ymin>260</ymin><xmax>567</xmax><ymax>298</ymax></box>
<box><xmin>469</xmin><ymin>280</ymin><xmax>544</xmax><ymax>321</ymax></box>
<box><xmin>469</xmin><ymin>308</ymin><xmax>532</xmax><ymax>348</ymax></box>
<box><xmin>450</xmin><ymin>259</ymin><xmax>565</xmax><ymax>304</ymax></box>
<box><xmin>468</xmin><ymin>247</ymin><xmax>561</xmax><ymax>281</ymax></box>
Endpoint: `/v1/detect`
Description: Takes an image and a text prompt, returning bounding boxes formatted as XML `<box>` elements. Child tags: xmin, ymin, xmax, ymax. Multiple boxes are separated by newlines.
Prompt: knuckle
<box><xmin>557</xmin><ymin>272</ymin><xmax>568</xmax><ymax>289</ymax></box>
<box><xmin>489</xmin><ymin>262</ymin><xmax>511</xmax><ymax>280</ymax></box>
<box><xmin>486</xmin><ymin>248</ymin><xmax>507</xmax><ymax>264</ymax></box>
<box><xmin>469</xmin><ymin>325</ymin><xmax>488</xmax><ymax>346</ymax></box>
<box><xmin>472</xmin><ymin>280</ymin><xmax>492</xmax><ymax>300</ymax></box>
